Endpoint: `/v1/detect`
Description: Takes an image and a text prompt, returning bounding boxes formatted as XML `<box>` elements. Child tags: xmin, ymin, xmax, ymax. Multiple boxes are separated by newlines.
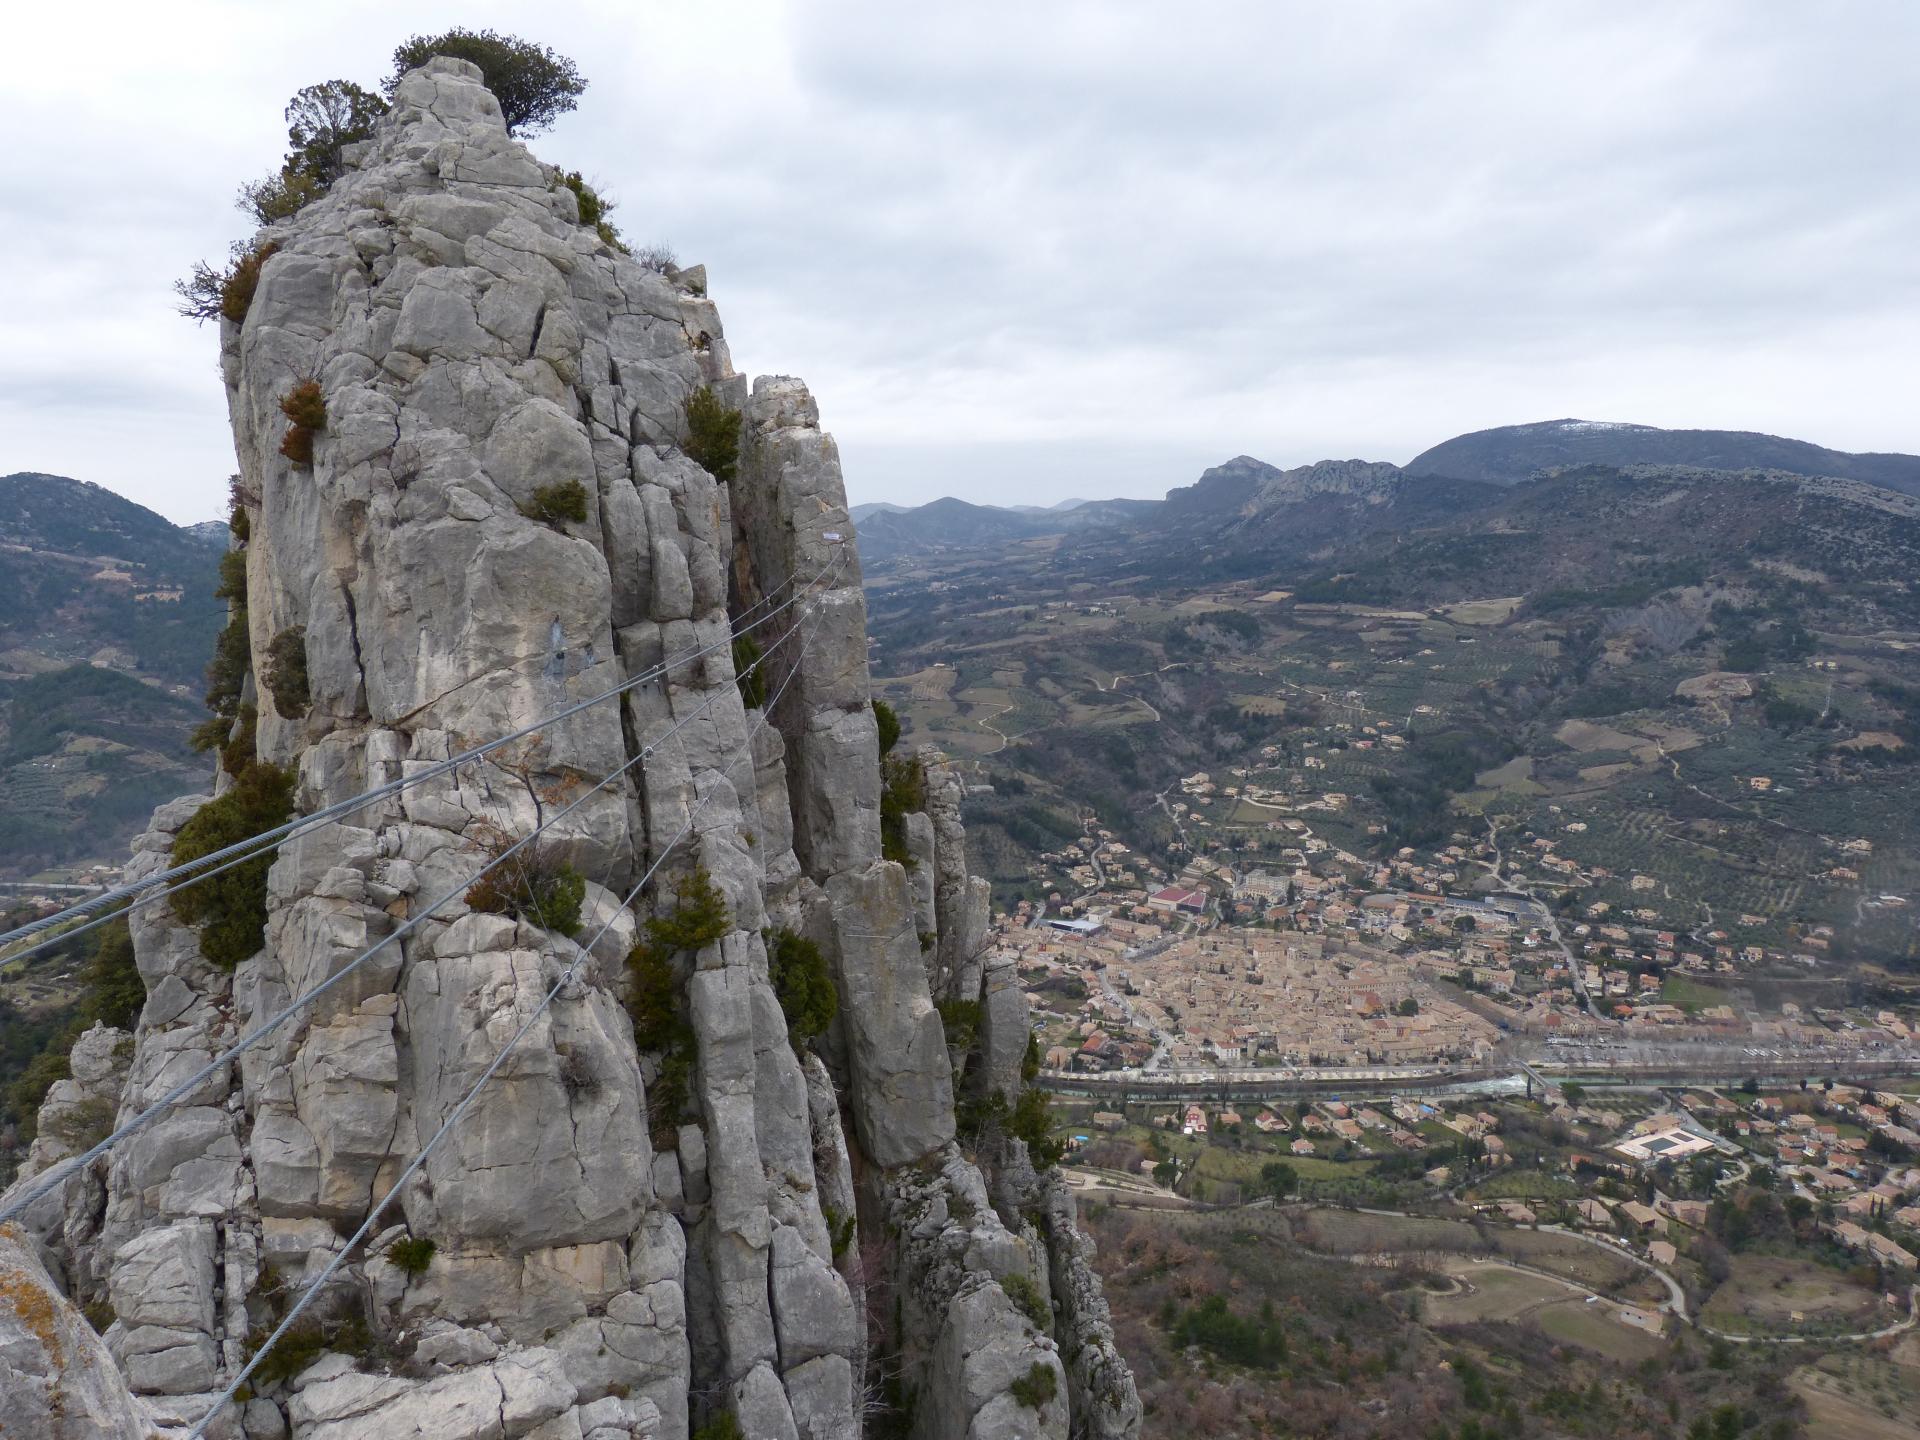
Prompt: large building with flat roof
<box><xmin>1613</xmin><ymin>1126</ymin><xmax>1718</xmax><ymax>1164</ymax></box>
<box><xmin>1148</xmin><ymin>886</ymin><xmax>1209</xmax><ymax>915</ymax></box>
<box><xmin>1047</xmin><ymin>915</ymin><xmax>1106</xmax><ymax>936</ymax></box>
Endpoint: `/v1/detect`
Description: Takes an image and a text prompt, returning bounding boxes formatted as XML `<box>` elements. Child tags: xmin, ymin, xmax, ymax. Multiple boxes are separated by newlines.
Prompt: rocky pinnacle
<box><xmin>0</xmin><ymin>58</ymin><xmax>1138</xmax><ymax>1440</ymax></box>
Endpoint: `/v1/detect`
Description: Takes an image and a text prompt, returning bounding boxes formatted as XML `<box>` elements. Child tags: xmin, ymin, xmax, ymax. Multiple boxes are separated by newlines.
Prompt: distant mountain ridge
<box><xmin>0</xmin><ymin>473</ymin><xmax>225</xmax><ymax>875</ymax></box>
<box><xmin>0</xmin><ymin>472</ymin><xmax>223</xmax><ymax>564</ymax></box>
<box><xmin>1406</xmin><ymin>418</ymin><xmax>1920</xmax><ymax>495</ymax></box>
<box><xmin>853</xmin><ymin>492</ymin><xmax>1156</xmax><ymax>561</ymax></box>
<box><xmin>1161</xmin><ymin>455</ymin><xmax>1406</xmax><ymax>521</ymax></box>
<box><xmin>0</xmin><ymin>473</ymin><xmax>225</xmax><ymax>686</ymax></box>
<box><xmin>850</xmin><ymin>420</ymin><xmax>1920</xmax><ymax>559</ymax></box>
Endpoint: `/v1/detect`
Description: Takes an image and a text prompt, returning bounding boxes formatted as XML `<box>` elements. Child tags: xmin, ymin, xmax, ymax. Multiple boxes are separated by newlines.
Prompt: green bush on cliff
<box><xmin>82</xmin><ymin>916</ymin><xmax>145</xmax><ymax>1032</ymax></box>
<box><xmin>387</xmin><ymin>1236</ymin><xmax>436</xmax><ymax>1277</ymax></box>
<box><xmin>238</xmin><ymin>170</ymin><xmax>323</xmax><ymax>225</ymax></box>
<box><xmin>170</xmin><ymin>761</ymin><xmax>298</xmax><ymax>971</ymax></box>
<box><xmin>767</xmin><ymin>928</ymin><xmax>836</xmax><ymax>1046</ymax></box>
<box><xmin>936</xmin><ymin>998</ymin><xmax>980</xmax><ymax>1052</ymax></box>
<box><xmin>519</xmin><ymin>479</ymin><xmax>589</xmax><ymax>527</ymax></box>
<box><xmin>732</xmin><ymin>633</ymin><xmax>767</xmax><ymax>709</ymax></box>
<box><xmin>283</xmin><ymin>80</ymin><xmax>386</xmax><ymax>187</ymax></box>
<box><xmin>872</xmin><ymin>698</ymin><xmax>902</xmax><ymax>756</ymax></box>
<box><xmin>265</xmin><ymin>627</ymin><xmax>310</xmax><ymax>719</ymax></box>
<box><xmin>464</xmin><ymin>834</ymin><xmax>586</xmax><ymax>937</ymax></box>
<box><xmin>388</xmin><ymin>29</ymin><xmax>586</xmax><ymax>135</ymax></box>
<box><xmin>5</xmin><ymin>1048</ymin><xmax>72</xmax><ymax>1152</ymax></box>
<box><xmin>1002</xmin><ymin>1272</ymin><xmax>1050</xmax><ymax>1330</ymax></box>
<box><xmin>626</xmin><ymin>869</ymin><xmax>731</xmax><ymax>1142</ymax></box>
<box><xmin>683</xmin><ymin>387</ymin><xmax>741</xmax><ymax>484</ymax></box>
<box><xmin>238</xmin><ymin>79</ymin><xmax>389</xmax><ymax>227</ymax></box>
<box><xmin>879</xmin><ymin>752</ymin><xmax>926</xmax><ymax>869</ymax></box>
<box><xmin>1009</xmin><ymin>1363</ymin><xmax>1057</xmax><ymax>1410</ymax></box>
<box><xmin>192</xmin><ymin>548</ymin><xmax>252</xmax><ymax>757</ymax></box>
<box><xmin>0</xmin><ymin>915</ymin><xmax>145</xmax><ymax>1151</ymax></box>
<box><xmin>558</xmin><ymin>171</ymin><xmax>627</xmax><ymax>252</ymax></box>
<box><xmin>956</xmin><ymin>1084</ymin><xmax>1065</xmax><ymax>1169</ymax></box>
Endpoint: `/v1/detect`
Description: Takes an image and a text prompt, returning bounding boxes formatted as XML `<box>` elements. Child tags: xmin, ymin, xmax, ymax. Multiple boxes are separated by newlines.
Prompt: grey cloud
<box><xmin>2</xmin><ymin>0</ymin><xmax>1914</xmax><ymax>521</ymax></box>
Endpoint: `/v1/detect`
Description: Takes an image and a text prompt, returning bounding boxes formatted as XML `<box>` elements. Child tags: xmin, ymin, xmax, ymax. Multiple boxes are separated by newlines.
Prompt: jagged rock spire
<box><xmin>2</xmin><ymin>56</ymin><xmax>1137</xmax><ymax>1440</ymax></box>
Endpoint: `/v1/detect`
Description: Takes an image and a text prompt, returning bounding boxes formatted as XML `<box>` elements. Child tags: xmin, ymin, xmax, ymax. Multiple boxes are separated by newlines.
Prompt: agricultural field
<box><xmin>1287</xmin><ymin>1206</ymin><xmax>1645</xmax><ymax>1294</ymax></box>
<box><xmin>1292</xmin><ymin>1207</ymin><xmax>1480</xmax><ymax>1257</ymax></box>
<box><xmin>1464</xmin><ymin>1167</ymin><xmax>1583</xmax><ymax>1202</ymax></box>
<box><xmin>1419</xmin><ymin>1256</ymin><xmax>1666</xmax><ymax>1363</ymax></box>
<box><xmin>1425</xmin><ymin>1259</ymin><xmax>1573</xmax><ymax>1322</ymax></box>
<box><xmin>1791</xmin><ymin>1334</ymin><xmax>1920</xmax><ymax>1440</ymax></box>
<box><xmin>1700</xmin><ymin>1255</ymin><xmax>1888</xmax><ymax>1338</ymax></box>
<box><xmin>1079</xmin><ymin>1203</ymin><xmax>1807</xmax><ymax>1439</ymax></box>
<box><xmin>1530</xmin><ymin>1297</ymin><xmax>1668</xmax><ymax>1364</ymax></box>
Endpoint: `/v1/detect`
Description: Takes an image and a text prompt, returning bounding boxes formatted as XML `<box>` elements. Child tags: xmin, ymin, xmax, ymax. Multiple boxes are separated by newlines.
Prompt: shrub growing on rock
<box><xmin>206</xmin><ymin>542</ymin><xmax>250</xmax><ymax>638</ymax></box>
<box><xmin>879</xmin><ymin>752</ymin><xmax>926</xmax><ymax>868</ymax></box>
<box><xmin>278</xmin><ymin>380</ymin><xmax>326</xmax><ymax>467</ymax></box>
<box><xmin>216</xmin><ymin>704</ymin><xmax>260</xmax><ymax>776</ymax></box>
<box><xmin>767</xmin><ymin>927</ymin><xmax>837</xmax><ymax>1046</ymax></box>
<box><xmin>192</xmin><ymin>595</ymin><xmax>253</xmax><ymax>755</ymax></box>
<box><xmin>279</xmin><ymin>379</ymin><xmax>326</xmax><ymax>430</ymax></box>
<box><xmin>731</xmin><ymin>633</ymin><xmax>767</xmax><ymax>709</ymax></box>
<box><xmin>5</xmin><ymin>1049</ymin><xmax>71</xmax><ymax>1152</ymax></box>
<box><xmin>243</xmin><ymin>1308</ymin><xmax>379</xmax><ymax>1389</ymax></box>
<box><xmin>387</xmin><ymin>1236</ymin><xmax>436</xmax><ymax>1277</ymax></box>
<box><xmin>935</xmin><ymin>998</ymin><xmax>981</xmax><ymax>1053</ymax></box>
<box><xmin>388</xmin><ymin>29</ymin><xmax>586</xmax><ymax>135</ymax></box>
<box><xmin>192</xmin><ymin>543</ymin><xmax>253</xmax><ymax>757</ymax></box>
<box><xmin>872</xmin><ymin>697</ymin><xmax>902</xmax><ymax>756</ymax></box>
<box><xmin>237</xmin><ymin>169</ymin><xmax>322</xmax><ymax>225</ymax></box>
<box><xmin>1008</xmin><ymin>1085</ymin><xmax>1065</xmax><ymax>1167</ymax></box>
<box><xmin>956</xmin><ymin>1084</ymin><xmax>1065</xmax><ymax>1169</ymax></box>
<box><xmin>626</xmin><ymin>942</ymin><xmax>693</xmax><ymax>1145</ymax></box>
<box><xmin>683</xmin><ymin>386</ymin><xmax>741</xmax><ymax>484</ymax></box>
<box><xmin>264</xmin><ymin>626</ymin><xmax>310</xmax><ymax>718</ymax></box>
<box><xmin>233</xmin><ymin>80</ymin><xmax>386</xmax><ymax>226</ymax></box>
<box><xmin>464</xmin><ymin>833</ymin><xmax>586</xmax><ymax>937</ymax></box>
<box><xmin>170</xmin><ymin>760</ymin><xmax>298</xmax><ymax>970</ymax></box>
<box><xmin>626</xmin><ymin>869</ymin><xmax>730</xmax><ymax>1143</ymax></box>
<box><xmin>282</xmin><ymin>80</ymin><xmax>386</xmax><ymax>187</ymax></box>
<box><xmin>558</xmin><ymin>171</ymin><xmax>627</xmax><ymax>252</ymax></box>
<box><xmin>1009</xmin><ymin>1362</ymin><xmax>1057</xmax><ymax>1410</ymax></box>
<box><xmin>520</xmin><ymin>479</ymin><xmax>589</xmax><ymax>527</ymax></box>
<box><xmin>824</xmin><ymin>1205</ymin><xmax>856</xmax><ymax>1261</ymax></box>
<box><xmin>81</xmin><ymin>916</ymin><xmax>145</xmax><ymax>1032</ymax></box>
<box><xmin>175</xmin><ymin>242</ymin><xmax>279</xmax><ymax>325</ymax></box>
<box><xmin>1002</xmin><ymin>1272</ymin><xmax>1049</xmax><ymax>1330</ymax></box>
<box><xmin>641</xmin><ymin>869</ymin><xmax>730</xmax><ymax>954</ymax></box>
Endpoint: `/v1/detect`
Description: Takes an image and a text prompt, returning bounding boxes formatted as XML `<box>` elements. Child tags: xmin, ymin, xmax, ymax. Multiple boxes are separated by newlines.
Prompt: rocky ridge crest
<box><xmin>1</xmin><ymin>58</ymin><xmax>1137</xmax><ymax>1440</ymax></box>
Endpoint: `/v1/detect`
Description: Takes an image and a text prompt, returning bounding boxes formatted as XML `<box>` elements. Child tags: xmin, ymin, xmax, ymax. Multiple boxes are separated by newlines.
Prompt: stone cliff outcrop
<box><xmin>1</xmin><ymin>58</ymin><xmax>1137</xmax><ymax>1440</ymax></box>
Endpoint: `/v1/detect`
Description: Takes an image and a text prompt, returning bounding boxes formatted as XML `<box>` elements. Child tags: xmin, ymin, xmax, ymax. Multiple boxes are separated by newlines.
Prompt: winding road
<box><xmin>972</xmin><ymin>701</ymin><xmax>1014</xmax><ymax>754</ymax></box>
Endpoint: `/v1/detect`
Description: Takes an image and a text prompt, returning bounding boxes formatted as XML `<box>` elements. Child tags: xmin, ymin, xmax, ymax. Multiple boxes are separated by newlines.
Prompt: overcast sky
<box><xmin>4</xmin><ymin>1</ymin><xmax>1915</xmax><ymax>524</ymax></box>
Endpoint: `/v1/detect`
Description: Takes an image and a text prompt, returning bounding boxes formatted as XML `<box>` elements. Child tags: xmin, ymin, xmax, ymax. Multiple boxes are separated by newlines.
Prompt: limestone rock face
<box><xmin>0</xmin><ymin>1226</ymin><xmax>145</xmax><ymax>1440</ymax></box>
<box><xmin>0</xmin><ymin>55</ymin><xmax>1134</xmax><ymax>1440</ymax></box>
